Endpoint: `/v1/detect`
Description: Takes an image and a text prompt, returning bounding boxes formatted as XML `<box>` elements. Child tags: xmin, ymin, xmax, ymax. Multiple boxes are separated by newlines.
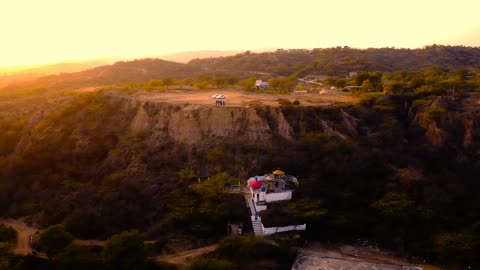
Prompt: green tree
<box><xmin>181</xmin><ymin>77</ymin><xmax>194</xmax><ymax>86</ymax></box>
<box><xmin>383</xmin><ymin>81</ymin><xmax>405</xmax><ymax>94</ymax></box>
<box><xmin>192</xmin><ymin>172</ymin><xmax>237</xmax><ymax>200</ymax></box>
<box><xmin>335</xmin><ymin>78</ymin><xmax>347</xmax><ymax>88</ymax></box>
<box><xmin>433</xmin><ymin>231</ymin><xmax>480</xmax><ymax>263</ymax></box>
<box><xmin>194</xmin><ymin>81</ymin><xmax>210</xmax><ymax>90</ymax></box>
<box><xmin>268</xmin><ymin>78</ymin><xmax>281</xmax><ymax>89</ymax></box>
<box><xmin>238</xmin><ymin>77</ymin><xmax>257</xmax><ymax>91</ymax></box>
<box><xmin>322</xmin><ymin>77</ymin><xmax>335</xmax><ymax>86</ymax></box>
<box><xmin>281</xmin><ymin>75</ymin><xmax>297</xmax><ymax>90</ymax></box>
<box><xmin>370</xmin><ymin>193</ymin><xmax>414</xmax><ymax>221</ymax></box>
<box><xmin>53</xmin><ymin>245</ymin><xmax>103</xmax><ymax>269</ymax></box>
<box><xmin>0</xmin><ymin>225</ymin><xmax>16</xmax><ymax>243</ymax></box>
<box><xmin>355</xmin><ymin>72</ymin><xmax>370</xmax><ymax>86</ymax></box>
<box><xmin>0</xmin><ymin>242</ymin><xmax>14</xmax><ymax>270</ymax></box>
<box><xmin>162</xmin><ymin>78</ymin><xmax>174</xmax><ymax>89</ymax></box>
<box><xmin>225</xmin><ymin>76</ymin><xmax>238</xmax><ymax>86</ymax></box>
<box><xmin>102</xmin><ymin>230</ymin><xmax>146</xmax><ymax>270</ymax></box>
<box><xmin>288</xmin><ymin>198</ymin><xmax>328</xmax><ymax>221</ymax></box>
<box><xmin>178</xmin><ymin>168</ymin><xmax>198</xmax><ymax>184</ymax></box>
<box><xmin>206</xmin><ymin>142</ymin><xmax>226</xmax><ymax>163</ymax></box>
<box><xmin>360</xmin><ymin>79</ymin><xmax>373</xmax><ymax>92</ymax></box>
<box><xmin>213</xmin><ymin>77</ymin><xmax>227</xmax><ymax>89</ymax></box>
<box><xmin>38</xmin><ymin>224</ymin><xmax>74</xmax><ymax>258</ymax></box>
<box><xmin>190</xmin><ymin>173</ymin><xmax>239</xmax><ymax>221</ymax></box>
<box><xmin>368</xmin><ymin>71</ymin><xmax>382</xmax><ymax>89</ymax></box>
<box><xmin>147</xmin><ymin>79</ymin><xmax>163</xmax><ymax>88</ymax></box>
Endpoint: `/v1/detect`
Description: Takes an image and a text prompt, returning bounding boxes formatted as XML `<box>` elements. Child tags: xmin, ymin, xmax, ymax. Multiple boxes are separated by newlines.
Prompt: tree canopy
<box><xmin>38</xmin><ymin>224</ymin><xmax>74</xmax><ymax>258</ymax></box>
<box><xmin>102</xmin><ymin>230</ymin><xmax>146</xmax><ymax>270</ymax></box>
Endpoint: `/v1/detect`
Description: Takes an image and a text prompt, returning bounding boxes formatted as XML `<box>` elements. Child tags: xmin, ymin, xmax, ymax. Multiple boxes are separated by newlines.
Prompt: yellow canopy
<box><xmin>272</xmin><ymin>169</ymin><xmax>285</xmax><ymax>175</ymax></box>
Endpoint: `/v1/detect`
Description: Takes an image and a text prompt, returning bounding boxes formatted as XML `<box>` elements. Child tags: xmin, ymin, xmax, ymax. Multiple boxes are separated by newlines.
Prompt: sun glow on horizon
<box><xmin>1</xmin><ymin>0</ymin><xmax>480</xmax><ymax>68</ymax></box>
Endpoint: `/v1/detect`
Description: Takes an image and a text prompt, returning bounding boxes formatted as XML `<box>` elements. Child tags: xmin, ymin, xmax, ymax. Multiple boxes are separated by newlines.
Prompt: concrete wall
<box><xmin>254</xmin><ymin>204</ymin><xmax>267</xmax><ymax>212</ymax></box>
<box><xmin>265</xmin><ymin>190</ymin><xmax>292</xmax><ymax>202</ymax></box>
<box><xmin>263</xmin><ymin>224</ymin><xmax>306</xmax><ymax>235</ymax></box>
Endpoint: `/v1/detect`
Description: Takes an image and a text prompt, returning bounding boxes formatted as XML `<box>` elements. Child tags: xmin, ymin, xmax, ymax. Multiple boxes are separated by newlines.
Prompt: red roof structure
<box><xmin>249</xmin><ymin>181</ymin><xmax>262</xmax><ymax>189</ymax></box>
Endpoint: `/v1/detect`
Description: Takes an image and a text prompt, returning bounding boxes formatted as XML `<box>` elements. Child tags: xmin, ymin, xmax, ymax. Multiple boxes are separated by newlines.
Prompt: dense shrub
<box><xmin>0</xmin><ymin>225</ymin><xmax>16</xmax><ymax>243</ymax></box>
<box><xmin>102</xmin><ymin>230</ymin><xmax>146</xmax><ymax>270</ymax></box>
<box><xmin>38</xmin><ymin>225</ymin><xmax>74</xmax><ymax>258</ymax></box>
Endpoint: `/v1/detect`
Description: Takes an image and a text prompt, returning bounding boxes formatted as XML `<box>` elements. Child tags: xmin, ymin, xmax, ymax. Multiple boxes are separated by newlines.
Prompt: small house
<box><xmin>245</xmin><ymin>170</ymin><xmax>306</xmax><ymax>236</ymax></box>
<box><xmin>247</xmin><ymin>169</ymin><xmax>299</xmax><ymax>212</ymax></box>
<box><xmin>255</xmin><ymin>80</ymin><xmax>270</xmax><ymax>90</ymax></box>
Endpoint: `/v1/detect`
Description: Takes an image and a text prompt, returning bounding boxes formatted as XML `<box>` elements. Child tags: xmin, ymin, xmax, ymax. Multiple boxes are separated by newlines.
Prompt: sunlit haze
<box><xmin>1</xmin><ymin>0</ymin><xmax>480</xmax><ymax>68</ymax></box>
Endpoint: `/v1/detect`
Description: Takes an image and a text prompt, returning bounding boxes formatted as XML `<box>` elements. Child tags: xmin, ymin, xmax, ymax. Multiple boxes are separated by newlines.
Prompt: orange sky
<box><xmin>1</xmin><ymin>0</ymin><xmax>480</xmax><ymax>68</ymax></box>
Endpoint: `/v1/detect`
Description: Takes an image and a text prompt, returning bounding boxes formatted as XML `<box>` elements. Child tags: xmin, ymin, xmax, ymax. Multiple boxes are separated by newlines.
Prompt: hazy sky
<box><xmin>1</xmin><ymin>0</ymin><xmax>480</xmax><ymax>67</ymax></box>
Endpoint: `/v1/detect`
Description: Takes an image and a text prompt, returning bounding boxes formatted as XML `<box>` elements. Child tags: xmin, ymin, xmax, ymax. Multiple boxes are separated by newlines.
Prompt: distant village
<box><xmin>252</xmin><ymin>71</ymin><xmax>383</xmax><ymax>94</ymax></box>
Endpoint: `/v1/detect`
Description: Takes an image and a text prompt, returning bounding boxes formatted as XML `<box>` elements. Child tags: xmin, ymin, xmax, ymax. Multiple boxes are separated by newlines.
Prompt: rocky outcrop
<box><xmin>408</xmin><ymin>93</ymin><xmax>480</xmax><ymax>148</ymax></box>
<box><xmin>141</xmin><ymin>103</ymin><xmax>299</xmax><ymax>146</ymax></box>
<box><xmin>130</xmin><ymin>102</ymin><xmax>150</xmax><ymax>133</ymax></box>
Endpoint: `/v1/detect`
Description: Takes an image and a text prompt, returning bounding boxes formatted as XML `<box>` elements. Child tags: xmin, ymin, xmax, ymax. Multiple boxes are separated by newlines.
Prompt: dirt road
<box><xmin>0</xmin><ymin>218</ymin><xmax>161</xmax><ymax>256</ymax></box>
<box><xmin>0</xmin><ymin>218</ymin><xmax>38</xmax><ymax>255</ymax></box>
<box><xmin>155</xmin><ymin>244</ymin><xmax>218</xmax><ymax>266</ymax></box>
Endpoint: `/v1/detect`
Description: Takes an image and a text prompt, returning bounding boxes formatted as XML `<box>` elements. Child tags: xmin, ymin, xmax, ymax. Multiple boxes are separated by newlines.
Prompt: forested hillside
<box><xmin>1</xmin><ymin>47</ymin><xmax>480</xmax><ymax>269</ymax></box>
<box><xmin>190</xmin><ymin>45</ymin><xmax>480</xmax><ymax>76</ymax></box>
<box><xmin>1</xmin><ymin>82</ymin><xmax>480</xmax><ymax>269</ymax></box>
<box><xmin>3</xmin><ymin>45</ymin><xmax>480</xmax><ymax>93</ymax></box>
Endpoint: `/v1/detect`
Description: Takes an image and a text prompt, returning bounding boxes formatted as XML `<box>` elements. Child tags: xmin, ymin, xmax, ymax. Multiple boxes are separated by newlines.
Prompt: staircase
<box><xmin>244</xmin><ymin>192</ymin><xmax>265</xmax><ymax>236</ymax></box>
<box><xmin>252</xmin><ymin>219</ymin><xmax>264</xmax><ymax>236</ymax></box>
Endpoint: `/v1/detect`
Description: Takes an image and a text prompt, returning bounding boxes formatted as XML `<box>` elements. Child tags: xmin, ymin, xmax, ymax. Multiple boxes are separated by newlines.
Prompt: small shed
<box><xmin>255</xmin><ymin>80</ymin><xmax>270</xmax><ymax>89</ymax></box>
<box><xmin>227</xmin><ymin>224</ymin><xmax>243</xmax><ymax>235</ymax></box>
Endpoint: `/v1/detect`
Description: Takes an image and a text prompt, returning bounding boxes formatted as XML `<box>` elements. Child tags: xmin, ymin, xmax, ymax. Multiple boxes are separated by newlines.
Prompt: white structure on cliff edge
<box><xmin>247</xmin><ymin>169</ymin><xmax>298</xmax><ymax>212</ymax></box>
<box><xmin>245</xmin><ymin>169</ymin><xmax>305</xmax><ymax>236</ymax></box>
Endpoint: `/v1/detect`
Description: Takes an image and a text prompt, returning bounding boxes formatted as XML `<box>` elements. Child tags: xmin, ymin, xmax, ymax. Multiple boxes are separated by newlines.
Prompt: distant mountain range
<box><xmin>2</xmin><ymin>45</ymin><xmax>480</xmax><ymax>91</ymax></box>
<box><xmin>0</xmin><ymin>50</ymin><xmax>240</xmax><ymax>88</ymax></box>
<box><xmin>1</xmin><ymin>59</ymin><xmax>195</xmax><ymax>91</ymax></box>
<box><xmin>156</xmin><ymin>50</ymin><xmax>242</xmax><ymax>63</ymax></box>
<box><xmin>0</xmin><ymin>58</ymin><xmax>115</xmax><ymax>88</ymax></box>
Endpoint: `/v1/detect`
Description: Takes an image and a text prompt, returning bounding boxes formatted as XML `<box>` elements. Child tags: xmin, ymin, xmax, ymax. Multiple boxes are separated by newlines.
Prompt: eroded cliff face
<box><xmin>4</xmin><ymin>92</ymin><xmax>363</xmax><ymax>183</ymax></box>
<box><xmin>127</xmin><ymin>100</ymin><xmax>353</xmax><ymax>146</ymax></box>
<box><xmin>8</xmin><ymin>90</ymin><xmax>480</xmax><ymax>168</ymax></box>
<box><xmin>408</xmin><ymin>94</ymin><xmax>480</xmax><ymax>149</ymax></box>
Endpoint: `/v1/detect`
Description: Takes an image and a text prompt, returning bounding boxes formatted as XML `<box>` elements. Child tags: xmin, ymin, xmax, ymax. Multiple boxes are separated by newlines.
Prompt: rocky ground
<box><xmin>292</xmin><ymin>243</ymin><xmax>424</xmax><ymax>270</ymax></box>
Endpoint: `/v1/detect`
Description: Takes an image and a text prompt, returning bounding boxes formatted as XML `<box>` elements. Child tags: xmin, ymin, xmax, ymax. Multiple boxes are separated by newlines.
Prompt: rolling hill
<box><xmin>3</xmin><ymin>45</ymin><xmax>480</xmax><ymax>93</ymax></box>
<box><xmin>1</xmin><ymin>58</ymin><xmax>198</xmax><ymax>91</ymax></box>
